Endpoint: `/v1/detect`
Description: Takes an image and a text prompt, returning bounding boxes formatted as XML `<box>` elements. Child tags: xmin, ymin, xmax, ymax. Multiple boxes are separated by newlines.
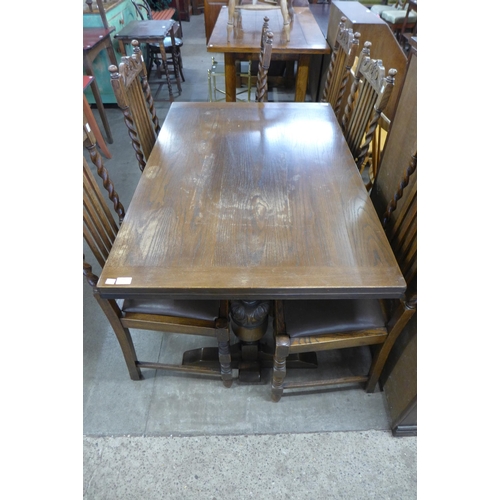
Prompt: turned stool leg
<box><xmin>227</xmin><ymin>0</ymin><xmax>235</xmax><ymax>41</ymax></box>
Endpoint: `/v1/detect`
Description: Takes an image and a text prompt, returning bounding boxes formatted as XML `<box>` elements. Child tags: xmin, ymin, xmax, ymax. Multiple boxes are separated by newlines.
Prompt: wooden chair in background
<box><xmin>255</xmin><ymin>26</ymin><xmax>274</xmax><ymax>102</ymax></box>
<box><xmin>399</xmin><ymin>0</ymin><xmax>417</xmax><ymax>47</ymax></box>
<box><xmin>109</xmin><ymin>40</ymin><xmax>161</xmax><ymax>172</ymax></box>
<box><xmin>132</xmin><ymin>0</ymin><xmax>176</xmax><ymax>23</ymax></box>
<box><xmin>321</xmin><ymin>16</ymin><xmax>360</xmax><ymax>119</ymax></box>
<box><xmin>371</xmin><ymin>0</ymin><xmax>417</xmax><ymax>41</ymax></box>
<box><xmin>370</xmin><ymin>0</ymin><xmax>406</xmax><ymax>17</ymax></box>
<box><xmin>271</xmin><ymin>149</ymin><xmax>417</xmax><ymax>402</ymax></box>
<box><xmin>340</xmin><ymin>44</ymin><xmax>397</xmax><ymax>186</ymax></box>
<box><xmin>83</xmin><ymin>152</ymin><xmax>233</xmax><ymax>388</ymax></box>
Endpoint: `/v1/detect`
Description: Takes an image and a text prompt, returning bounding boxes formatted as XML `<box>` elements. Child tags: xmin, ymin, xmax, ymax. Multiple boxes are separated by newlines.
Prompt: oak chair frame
<box><xmin>109</xmin><ymin>40</ymin><xmax>161</xmax><ymax>172</ymax></box>
<box><xmin>321</xmin><ymin>16</ymin><xmax>360</xmax><ymax>118</ymax></box>
<box><xmin>271</xmin><ymin>152</ymin><xmax>417</xmax><ymax>402</ymax></box>
<box><xmin>83</xmin><ymin>148</ymin><xmax>233</xmax><ymax>387</ymax></box>
<box><xmin>340</xmin><ymin>44</ymin><xmax>397</xmax><ymax>179</ymax></box>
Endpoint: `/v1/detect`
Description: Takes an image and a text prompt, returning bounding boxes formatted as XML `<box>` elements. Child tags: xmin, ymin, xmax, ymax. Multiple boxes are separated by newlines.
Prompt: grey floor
<box><xmin>83</xmin><ymin>10</ymin><xmax>416</xmax><ymax>499</ymax></box>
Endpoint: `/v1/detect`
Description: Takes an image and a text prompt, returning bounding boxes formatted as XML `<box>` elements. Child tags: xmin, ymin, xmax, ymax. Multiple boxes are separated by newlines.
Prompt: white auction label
<box><xmin>116</xmin><ymin>277</ymin><xmax>133</xmax><ymax>285</ymax></box>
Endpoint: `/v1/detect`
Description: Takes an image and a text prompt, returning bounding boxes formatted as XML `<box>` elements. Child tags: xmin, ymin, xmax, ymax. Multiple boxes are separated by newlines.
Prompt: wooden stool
<box><xmin>227</xmin><ymin>0</ymin><xmax>293</xmax><ymax>42</ymax></box>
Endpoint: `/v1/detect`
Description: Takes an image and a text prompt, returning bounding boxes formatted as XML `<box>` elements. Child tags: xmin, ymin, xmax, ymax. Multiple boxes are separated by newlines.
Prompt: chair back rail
<box><xmin>83</xmin><ymin>123</ymin><xmax>126</xmax><ymax>223</ymax></box>
<box><xmin>321</xmin><ymin>17</ymin><xmax>360</xmax><ymax>118</ymax></box>
<box><xmin>385</xmin><ymin>168</ymin><xmax>417</xmax><ymax>286</ymax></box>
<box><xmin>83</xmin><ymin>157</ymin><xmax>120</xmax><ymax>268</ymax></box>
<box><xmin>373</xmin><ymin>45</ymin><xmax>417</xmax><ymax>259</ymax></box>
<box><xmin>341</xmin><ymin>50</ymin><xmax>397</xmax><ymax>172</ymax></box>
<box><xmin>341</xmin><ymin>41</ymin><xmax>371</xmax><ymax>130</ymax></box>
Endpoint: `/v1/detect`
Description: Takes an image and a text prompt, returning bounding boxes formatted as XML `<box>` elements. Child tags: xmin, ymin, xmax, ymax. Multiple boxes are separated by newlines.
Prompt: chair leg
<box><xmin>218</xmin><ymin>341</ymin><xmax>233</xmax><ymax>388</ymax></box>
<box><xmin>146</xmin><ymin>47</ymin><xmax>154</xmax><ymax>79</ymax></box>
<box><xmin>170</xmin><ymin>50</ymin><xmax>183</xmax><ymax>91</ymax></box>
<box><xmin>94</xmin><ymin>294</ymin><xmax>143</xmax><ymax>381</ymax></box>
<box><xmin>216</xmin><ymin>321</ymin><xmax>233</xmax><ymax>387</ymax></box>
<box><xmin>177</xmin><ymin>50</ymin><xmax>185</xmax><ymax>82</ymax></box>
<box><xmin>365</xmin><ymin>299</ymin><xmax>416</xmax><ymax>392</ymax></box>
<box><xmin>271</xmin><ymin>335</ymin><xmax>290</xmax><ymax>402</ymax></box>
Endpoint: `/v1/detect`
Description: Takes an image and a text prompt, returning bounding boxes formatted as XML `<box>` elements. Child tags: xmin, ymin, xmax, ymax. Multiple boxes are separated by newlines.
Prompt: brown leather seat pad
<box><xmin>284</xmin><ymin>299</ymin><xmax>385</xmax><ymax>338</ymax></box>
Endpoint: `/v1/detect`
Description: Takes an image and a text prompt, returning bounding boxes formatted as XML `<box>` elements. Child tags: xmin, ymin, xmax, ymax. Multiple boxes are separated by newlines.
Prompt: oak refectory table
<box><xmin>96</xmin><ymin>102</ymin><xmax>406</xmax><ymax>383</ymax></box>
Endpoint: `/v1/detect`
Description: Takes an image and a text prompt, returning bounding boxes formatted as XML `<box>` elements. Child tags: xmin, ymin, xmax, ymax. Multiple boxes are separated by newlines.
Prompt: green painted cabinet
<box><xmin>83</xmin><ymin>0</ymin><xmax>140</xmax><ymax>103</ymax></box>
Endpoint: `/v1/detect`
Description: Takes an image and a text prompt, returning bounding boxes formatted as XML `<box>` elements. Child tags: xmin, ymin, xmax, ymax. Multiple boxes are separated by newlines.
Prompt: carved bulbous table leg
<box><xmin>230</xmin><ymin>300</ymin><xmax>271</xmax><ymax>342</ymax></box>
<box><xmin>182</xmin><ymin>299</ymin><xmax>316</xmax><ymax>384</ymax></box>
<box><xmin>230</xmin><ymin>300</ymin><xmax>271</xmax><ymax>383</ymax></box>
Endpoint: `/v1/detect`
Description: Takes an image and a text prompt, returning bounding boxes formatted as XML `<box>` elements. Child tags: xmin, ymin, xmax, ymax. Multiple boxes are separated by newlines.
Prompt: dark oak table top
<box><xmin>114</xmin><ymin>19</ymin><xmax>175</xmax><ymax>41</ymax></box>
<box><xmin>207</xmin><ymin>6</ymin><xmax>330</xmax><ymax>55</ymax></box>
<box><xmin>97</xmin><ymin>102</ymin><xmax>405</xmax><ymax>301</ymax></box>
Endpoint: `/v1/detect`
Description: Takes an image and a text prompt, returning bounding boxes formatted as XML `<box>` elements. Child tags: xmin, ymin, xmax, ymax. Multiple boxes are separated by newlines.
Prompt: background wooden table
<box><xmin>207</xmin><ymin>7</ymin><xmax>330</xmax><ymax>101</ymax></box>
<box><xmin>83</xmin><ymin>26</ymin><xmax>118</xmax><ymax>143</ymax></box>
<box><xmin>83</xmin><ymin>76</ymin><xmax>112</xmax><ymax>159</ymax></box>
<box><xmin>114</xmin><ymin>19</ymin><xmax>178</xmax><ymax>100</ymax></box>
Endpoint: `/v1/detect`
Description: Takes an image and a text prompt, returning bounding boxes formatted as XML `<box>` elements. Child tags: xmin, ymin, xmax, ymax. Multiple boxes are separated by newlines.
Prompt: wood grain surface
<box><xmin>98</xmin><ymin>102</ymin><xmax>405</xmax><ymax>300</ymax></box>
<box><xmin>207</xmin><ymin>7</ymin><xmax>330</xmax><ymax>54</ymax></box>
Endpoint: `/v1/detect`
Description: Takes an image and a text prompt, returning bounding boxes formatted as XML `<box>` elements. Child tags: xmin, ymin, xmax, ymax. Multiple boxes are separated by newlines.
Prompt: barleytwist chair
<box><xmin>340</xmin><ymin>43</ymin><xmax>397</xmax><ymax>183</ymax></box>
<box><xmin>255</xmin><ymin>28</ymin><xmax>274</xmax><ymax>102</ymax></box>
<box><xmin>271</xmin><ymin>150</ymin><xmax>417</xmax><ymax>402</ymax></box>
<box><xmin>321</xmin><ymin>16</ymin><xmax>360</xmax><ymax>119</ymax></box>
<box><xmin>83</xmin><ymin>147</ymin><xmax>233</xmax><ymax>388</ymax></box>
<box><xmin>131</xmin><ymin>0</ymin><xmax>184</xmax><ymax>85</ymax></box>
<box><xmin>109</xmin><ymin>40</ymin><xmax>161</xmax><ymax>172</ymax></box>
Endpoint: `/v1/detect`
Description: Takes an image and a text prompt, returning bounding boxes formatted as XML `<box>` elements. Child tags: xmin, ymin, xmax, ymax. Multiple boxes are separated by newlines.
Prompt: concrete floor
<box><xmin>83</xmin><ymin>10</ymin><xmax>416</xmax><ymax>498</ymax></box>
